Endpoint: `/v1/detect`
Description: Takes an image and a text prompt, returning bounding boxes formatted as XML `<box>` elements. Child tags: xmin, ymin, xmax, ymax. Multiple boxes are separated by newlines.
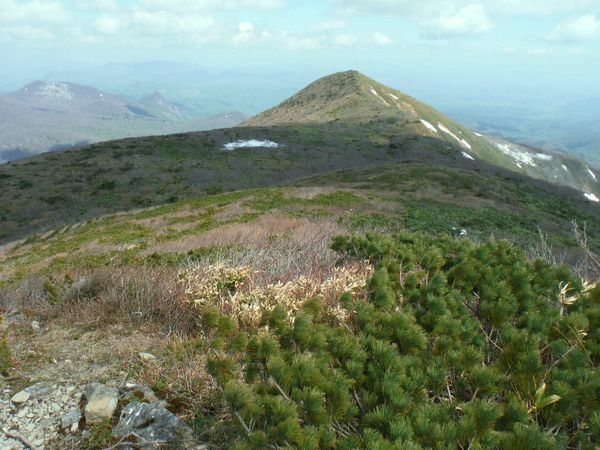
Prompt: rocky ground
<box><xmin>1</xmin><ymin>316</ymin><xmax>203</xmax><ymax>449</ymax></box>
<box><xmin>1</xmin><ymin>382</ymin><xmax>81</xmax><ymax>449</ymax></box>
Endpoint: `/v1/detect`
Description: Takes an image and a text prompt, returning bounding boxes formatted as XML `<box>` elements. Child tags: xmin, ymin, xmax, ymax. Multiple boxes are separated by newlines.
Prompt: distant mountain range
<box><xmin>0</xmin><ymin>80</ymin><xmax>245</xmax><ymax>162</ymax></box>
<box><xmin>34</xmin><ymin>62</ymin><xmax>599</xmax><ymax>169</ymax></box>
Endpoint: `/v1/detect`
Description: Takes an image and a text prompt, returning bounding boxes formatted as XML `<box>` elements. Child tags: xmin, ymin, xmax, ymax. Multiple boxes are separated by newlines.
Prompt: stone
<box><xmin>112</xmin><ymin>402</ymin><xmax>195</xmax><ymax>449</ymax></box>
<box><xmin>31</xmin><ymin>320</ymin><xmax>41</xmax><ymax>333</ymax></box>
<box><xmin>61</xmin><ymin>409</ymin><xmax>82</xmax><ymax>430</ymax></box>
<box><xmin>11</xmin><ymin>390</ymin><xmax>30</xmax><ymax>404</ymax></box>
<box><xmin>83</xmin><ymin>382</ymin><xmax>119</xmax><ymax>424</ymax></box>
<box><xmin>139</xmin><ymin>352</ymin><xmax>157</xmax><ymax>362</ymax></box>
<box><xmin>11</xmin><ymin>382</ymin><xmax>53</xmax><ymax>404</ymax></box>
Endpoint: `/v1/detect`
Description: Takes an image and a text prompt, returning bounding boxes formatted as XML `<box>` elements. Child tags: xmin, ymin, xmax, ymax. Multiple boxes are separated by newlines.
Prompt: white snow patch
<box><xmin>36</xmin><ymin>82</ymin><xmax>73</xmax><ymax>101</ymax></box>
<box><xmin>534</xmin><ymin>153</ymin><xmax>552</xmax><ymax>161</ymax></box>
<box><xmin>461</xmin><ymin>151</ymin><xmax>475</xmax><ymax>160</ymax></box>
<box><xmin>588</xmin><ymin>168</ymin><xmax>597</xmax><ymax>181</ymax></box>
<box><xmin>369</xmin><ymin>86</ymin><xmax>390</xmax><ymax>106</ymax></box>
<box><xmin>387</xmin><ymin>93</ymin><xmax>399</xmax><ymax>100</ymax></box>
<box><xmin>420</xmin><ymin>119</ymin><xmax>438</xmax><ymax>133</ymax></box>
<box><xmin>437</xmin><ymin>123</ymin><xmax>471</xmax><ymax>149</ymax></box>
<box><xmin>584</xmin><ymin>192</ymin><xmax>600</xmax><ymax>202</ymax></box>
<box><xmin>223</xmin><ymin>139</ymin><xmax>281</xmax><ymax>150</ymax></box>
<box><xmin>517</xmin><ymin>163</ymin><xmax>523</xmax><ymax>169</ymax></box>
<box><xmin>495</xmin><ymin>142</ymin><xmax>537</xmax><ymax>167</ymax></box>
<box><xmin>561</xmin><ymin>164</ymin><xmax>568</xmax><ymax>172</ymax></box>
<box><xmin>474</xmin><ymin>132</ymin><xmax>484</xmax><ymax>137</ymax></box>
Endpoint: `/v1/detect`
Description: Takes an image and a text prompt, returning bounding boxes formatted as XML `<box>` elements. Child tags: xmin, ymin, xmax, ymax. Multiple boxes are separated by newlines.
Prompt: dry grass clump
<box><xmin>179</xmin><ymin>261</ymin><xmax>372</xmax><ymax>328</ymax></box>
<box><xmin>0</xmin><ymin>266</ymin><xmax>199</xmax><ymax>335</ymax></box>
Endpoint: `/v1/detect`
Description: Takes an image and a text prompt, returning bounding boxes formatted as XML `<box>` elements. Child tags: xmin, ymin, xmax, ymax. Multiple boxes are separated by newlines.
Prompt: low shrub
<box><xmin>194</xmin><ymin>232</ymin><xmax>599</xmax><ymax>449</ymax></box>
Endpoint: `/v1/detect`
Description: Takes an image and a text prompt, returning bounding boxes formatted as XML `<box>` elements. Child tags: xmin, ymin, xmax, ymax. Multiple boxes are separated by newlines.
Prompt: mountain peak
<box><xmin>13</xmin><ymin>80</ymin><xmax>108</xmax><ymax>104</ymax></box>
<box><xmin>243</xmin><ymin>70</ymin><xmax>419</xmax><ymax>126</ymax></box>
<box><xmin>20</xmin><ymin>80</ymin><xmax>75</xmax><ymax>101</ymax></box>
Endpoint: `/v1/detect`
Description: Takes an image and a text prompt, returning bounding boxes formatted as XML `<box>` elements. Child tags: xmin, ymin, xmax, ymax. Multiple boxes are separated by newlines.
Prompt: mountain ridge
<box><xmin>245</xmin><ymin>70</ymin><xmax>599</xmax><ymax>197</ymax></box>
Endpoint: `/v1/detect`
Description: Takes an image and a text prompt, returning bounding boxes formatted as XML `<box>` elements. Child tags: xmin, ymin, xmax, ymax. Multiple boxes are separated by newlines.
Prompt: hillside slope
<box><xmin>0</xmin><ymin>71</ymin><xmax>597</xmax><ymax>244</ymax></box>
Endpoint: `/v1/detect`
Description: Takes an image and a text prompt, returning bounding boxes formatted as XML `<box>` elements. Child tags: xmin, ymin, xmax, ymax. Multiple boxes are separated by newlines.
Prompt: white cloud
<box><xmin>238</xmin><ymin>21</ymin><xmax>254</xmax><ymax>33</ymax></box>
<box><xmin>371</xmin><ymin>32</ymin><xmax>393</xmax><ymax>45</ymax></box>
<box><xmin>549</xmin><ymin>14</ymin><xmax>600</xmax><ymax>43</ymax></box>
<box><xmin>310</xmin><ymin>20</ymin><xmax>346</xmax><ymax>32</ymax></box>
<box><xmin>336</xmin><ymin>0</ymin><xmax>598</xmax><ymax>17</ymax></box>
<box><xmin>333</xmin><ymin>33</ymin><xmax>357</xmax><ymax>46</ymax></box>
<box><xmin>94</xmin><ymin>15</ymin><xmax>126</xmax><ymax>35</ymax></box>
<box><xmin>528</xmin><ymin>47</ymin><xmax>553</xmax><ymax>55</ymax></box>
<box><xmin>0</xmin><ymin>24</ymin><xmax>55</xmax><ymax>41</ymax></box>
<box><xmin>281</xmin><ymin>32</ymin><xmax>321</xmax><ymax>49</ymax></box>
<box><xmin>140</xmin><ymin>0</ymin><xmax>284</xmax><ymax>11</ymax></box>
<box><xmin>423</xmin><ymin>4</ymin><xmax>492</xmax><ymax>39</ymax></box>
<box><xmin>233</xmin><ymin>21</ymin><xmax>256</xmax><ymax>43</ymax></box>
<box><xmin>74</xmin><ymin>0</ymin><xmax>119</xmax><ymax>11</ymax></box>
<box><xmin>0</xmin><ymin>0</ymin><xmax>70</xmax><ymax>24</ymax></box>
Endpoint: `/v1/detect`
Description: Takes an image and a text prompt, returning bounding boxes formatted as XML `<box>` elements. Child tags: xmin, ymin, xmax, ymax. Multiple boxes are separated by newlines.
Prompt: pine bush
<box><xmin>196</xmin><ymin>232</ymin><xmax>599</xmax><ymax>448</ymax></box>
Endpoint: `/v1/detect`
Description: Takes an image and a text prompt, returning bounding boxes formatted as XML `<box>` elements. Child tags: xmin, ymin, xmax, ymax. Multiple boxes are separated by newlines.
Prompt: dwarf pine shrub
<box><xmin>197</xmin><ymin>232</ymin><xmax>599</xmax><ymax>449</ymax></box>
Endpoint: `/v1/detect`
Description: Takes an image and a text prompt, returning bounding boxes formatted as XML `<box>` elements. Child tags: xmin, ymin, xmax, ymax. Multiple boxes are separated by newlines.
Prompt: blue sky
<box><xmin>1</xmin><ymin>0</ymin><xmax>599</xmax><ymax>103</ymax></box>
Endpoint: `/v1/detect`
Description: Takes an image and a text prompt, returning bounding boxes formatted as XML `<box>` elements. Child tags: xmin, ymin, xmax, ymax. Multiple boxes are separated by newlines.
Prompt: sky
<box><xmin>1</xmin><ymin>0</ymin><xmax>599</xmax><ymax>104</ymax></box>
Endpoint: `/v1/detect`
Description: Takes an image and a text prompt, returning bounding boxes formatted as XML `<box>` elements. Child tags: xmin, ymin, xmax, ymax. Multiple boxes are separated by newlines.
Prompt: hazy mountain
<box><xmin>0</xmin><ymin>80</ymin><xmax>244</xmax><ymax>163</ymax></box>
<box><xmin>43</xmin><ymin>61</ymin><xmax>302</xmax><ymax>116</ymax></box>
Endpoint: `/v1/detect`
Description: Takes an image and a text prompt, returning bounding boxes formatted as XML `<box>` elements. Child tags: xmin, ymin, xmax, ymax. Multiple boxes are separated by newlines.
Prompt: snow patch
<box><xmin>588</xmin><ymin>168</ymin><xmax>597</xmax><ymax>181</ymax></box>
<box><xmin>584</xmin><ymin>192</ymin><xmax>599</xmax><ymax>203</ymax></box>
<box><xmin>461</xmin><ymin>151</ymin><xmax>475</xmax><ymax>160</ymax></box>
<box><xmin>474</xmin><ymin>132</ymin><xmax>484</xmax><ymax>137</ymax></box>
<box><xmin>369</xmin><ymin>86</ymin><xmax>390</xmax><ymax>106</ymax></box>
<box><xmin>496</xmin><ymin>144</ymin><xmax>552</xmax><ymax>167</ymax></box>
<box><xmin>36</xmin><ymin>82</ymin><xmax>73</xmax><ymax>101</ymax></box>
<box><xmin>495</xmin><ymin>142</ymin><xmax>536</xmax><ymax>167</ymax></box>
<box><xmin>387</xmin><ymin>93</ymin><xmax>399</xmax><ymax>100</ymax></box>
<box><xmin>223</xmin><ymin>139</ymin><xmax>281</xmax><ymax>150</ymax></box>
<box><xmin>420</xmin><ymin>119</ymin><xmax>438</xmax><ymax>133</ymax></box>
<box><xmin>438</xmin><ymin>123</ymin><xmax>471</xmax><ymax>150</ymax></box>
<box><xmin>561</xmin><ymin>164</ymin><xmax>568</xmax><ymax>172</ymax></box>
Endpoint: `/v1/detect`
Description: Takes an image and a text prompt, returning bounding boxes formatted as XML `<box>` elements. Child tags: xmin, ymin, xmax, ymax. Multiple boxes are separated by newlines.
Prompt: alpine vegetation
<box><xmin>190</xmin><ymin>232</ymin><xmax>600</xmax><ymax>449</ymax></box>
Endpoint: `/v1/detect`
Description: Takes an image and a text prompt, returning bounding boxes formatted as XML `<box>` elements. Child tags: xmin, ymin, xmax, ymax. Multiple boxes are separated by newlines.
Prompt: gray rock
<box><xmin>139</xmin><ymin>352</ymin><xmax>157</xmax><ymax>362</ymax></box>
<box><xmin>83</xmin><ymin>382</ymin><xmax>119</xmax><ymax>424</ymax></box>
<box><xmin>61</xmin><ymin>409</ymin><xmax>82</xmax><ymax>430</ymax></box>
<box><xmin>83</xmin><ymin>382</ymin><xmax>103</xmax><ymax>400</ymax></box>
<box><xmin>11</xmin><ymin>390</ymin><xmax>30</xmax><ymax>404</ymax></box>
<box><xmin>31</xmin><ymin>320</ymin><xmax>41</xmax><ymax>334</ymax></box>
<box><xmin>11</xmin><ymin>382</ymin><xmax>53</xmax><ymax>404</ymax></box>
<box><xmin>112</xmin><ymin>402</ymin><xmax>195</xmax><ymax>449</ymax></box>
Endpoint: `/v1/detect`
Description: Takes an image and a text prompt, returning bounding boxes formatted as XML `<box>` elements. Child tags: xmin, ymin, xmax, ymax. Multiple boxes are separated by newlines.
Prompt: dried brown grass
<box><xmin>179</xmin><ymin>261</ymin><xmax>372</xmax><ymax>328</ymax></box>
